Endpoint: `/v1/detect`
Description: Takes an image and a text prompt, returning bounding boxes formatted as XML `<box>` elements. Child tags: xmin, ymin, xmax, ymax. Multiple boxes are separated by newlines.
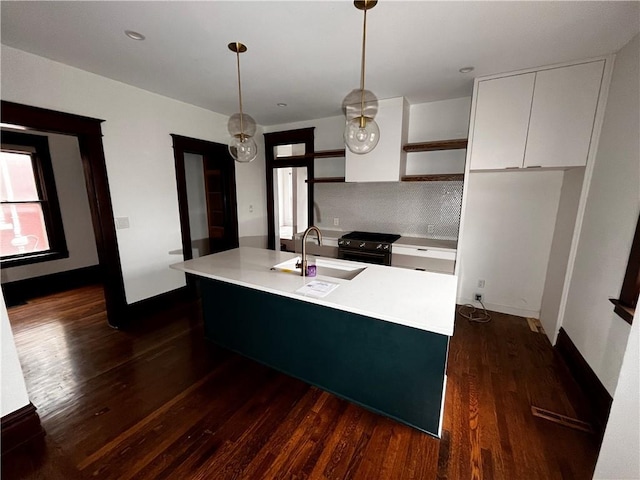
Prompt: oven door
<box><xmin>338</xmin><ymin>248</ymin><xmax>390</xmax><ymax>266</ymax></box>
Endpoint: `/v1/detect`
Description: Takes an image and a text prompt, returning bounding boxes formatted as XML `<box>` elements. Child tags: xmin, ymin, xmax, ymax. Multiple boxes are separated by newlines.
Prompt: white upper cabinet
<box><xmin>469</xmin><ymin>59</ymin><xmax>606</xmax><ymax>171</ymax></box>
<box><xmin>471</xmin><ymin>73</ymin><xmax>535</xmax><ymax>170</ymax></box>
<box><xmin>524</xmin><ymin>61</ymin><xmax>605</xmax><ymax>168</ymax></box>
<box><xmin>345</xmin><ymin>97</ymin><xmax>409</xmax><ymax>182</ymax></box>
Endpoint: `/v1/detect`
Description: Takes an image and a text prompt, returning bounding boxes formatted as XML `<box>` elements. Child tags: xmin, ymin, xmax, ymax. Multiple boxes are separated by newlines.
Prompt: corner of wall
<box><xmin>1</xmin><ymin>292</ymin><xmax>30</xmax><ymax>417</ymax></box>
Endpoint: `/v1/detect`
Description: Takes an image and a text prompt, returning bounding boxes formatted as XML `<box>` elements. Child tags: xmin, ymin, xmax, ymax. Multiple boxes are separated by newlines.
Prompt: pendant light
<box><xmin>228</xmin><ymin>42</ymin><xmax>258</xmax><ymax>163</ymax></box>
<box><xmin>344</xmin><ymin>0</ymin><xmax>380</xmax><ymax>155</ymax></box>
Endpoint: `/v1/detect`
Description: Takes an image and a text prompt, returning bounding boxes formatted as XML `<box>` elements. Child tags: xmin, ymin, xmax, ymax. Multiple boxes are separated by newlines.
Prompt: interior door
<box><xmin>203</xmin><ymin>154</ymin><xmax>235</xmax><ymax>253</ymax></box>
<box><xmin>171</xmin><ymin>135</ymin><xmax>239</xmax><ymax>265</ymax></box>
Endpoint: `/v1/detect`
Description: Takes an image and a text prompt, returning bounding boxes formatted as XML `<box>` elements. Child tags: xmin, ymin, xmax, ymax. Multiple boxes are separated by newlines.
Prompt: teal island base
<box><xmin>200</xmin><ymin>278</ymin><xmax>450</xmax><ymax>437</ymax></box>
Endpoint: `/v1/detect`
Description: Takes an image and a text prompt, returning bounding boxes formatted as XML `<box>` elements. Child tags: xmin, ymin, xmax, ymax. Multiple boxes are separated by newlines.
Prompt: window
<box><xmin>0</xmin><ymin>131</ymin><xmax>68</xmax><ymax>267</ymax></box>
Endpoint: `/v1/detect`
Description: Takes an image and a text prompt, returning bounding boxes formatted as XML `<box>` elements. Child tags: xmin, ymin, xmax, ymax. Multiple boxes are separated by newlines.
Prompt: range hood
<box><xmin>345</xmin><ymin>96</ymin><xmax>409</xmax><ymax>183</ymax></box>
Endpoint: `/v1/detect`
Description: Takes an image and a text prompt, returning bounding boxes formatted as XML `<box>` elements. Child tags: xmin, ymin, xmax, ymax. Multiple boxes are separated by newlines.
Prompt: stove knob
<box><xmin>360</xmin><ymin>242</ymin><xmax>366</xmax><ymax>248</ymax></box>
<box><xmin>338</xmin><ymin>239</ymin><xmax>343</xmax><ymax>246</ymax></box>
<box><xmin>383</xmin><ymin>244</ymin><xmax>390</xmax><ymax>250</ymax></box>
<box><xmin>376</xmin><ymin>243</ymin><xmax>383</xmax><ymax>250</ymax></box>
<box><xmin>346</xmin><ymin>240</ymin><xmax>351</xmax><ymax>246</ymax></box>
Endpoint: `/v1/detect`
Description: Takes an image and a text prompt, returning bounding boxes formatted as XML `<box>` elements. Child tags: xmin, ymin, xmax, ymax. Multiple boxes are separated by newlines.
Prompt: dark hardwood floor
<box><xmin>3</xmin><ymin>285</ymin><xmax>599</xmax><ymax>479</ymax></box>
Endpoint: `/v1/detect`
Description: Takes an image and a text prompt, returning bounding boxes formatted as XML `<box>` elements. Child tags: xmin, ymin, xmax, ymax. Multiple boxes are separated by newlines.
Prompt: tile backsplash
<box><xmin>314</xmin><ymin>181</ymin><xmax>463</xmax><ymax>240</ymax></box>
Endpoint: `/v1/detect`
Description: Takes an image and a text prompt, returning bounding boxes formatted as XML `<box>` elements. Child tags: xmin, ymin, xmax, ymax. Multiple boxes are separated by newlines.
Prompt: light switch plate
<box><xmin>115</xmin><ymin>217</ymin><xmax>130</xmax><ymax>229</ymax></box>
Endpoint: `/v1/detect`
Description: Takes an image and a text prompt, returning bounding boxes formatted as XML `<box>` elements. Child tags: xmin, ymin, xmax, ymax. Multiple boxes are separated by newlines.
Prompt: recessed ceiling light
<box><xmin>125</xmin><ymin>30</ymin><xmax>145</xmax><ymax>41</ymax></box>
<box><xmin>459</xmin><ymin>66</ymin><xmax>475</xmax><ymax>74</ymax></box>
<box><xmin>277</xmin><ymin>103</ymin><xmax>287</xmax><ymax>107</ymax></box>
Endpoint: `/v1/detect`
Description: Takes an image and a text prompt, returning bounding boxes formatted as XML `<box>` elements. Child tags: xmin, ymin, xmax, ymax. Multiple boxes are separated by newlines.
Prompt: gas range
<box><xmin>337</xmin><ymin>231</ymin><xmax>401</xmax><ymax>266</ymax></box>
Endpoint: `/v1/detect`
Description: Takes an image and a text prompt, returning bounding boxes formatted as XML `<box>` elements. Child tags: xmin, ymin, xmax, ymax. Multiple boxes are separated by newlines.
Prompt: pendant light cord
<box><xmin>359</xmin><ymin>2</ymin><xmax>368</xmax><ymax>127</ymax></box>
<box><xmin>235</xmin><ymin>46</ymin><xmax>245</xmax><ymax>140</ymax></box>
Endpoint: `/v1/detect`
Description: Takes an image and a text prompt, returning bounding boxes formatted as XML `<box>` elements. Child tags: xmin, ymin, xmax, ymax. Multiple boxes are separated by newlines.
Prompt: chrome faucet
<box><xmin>296</xmin><ymin>226</ymin><xmax>323</xmax><ymax>276</ymax></box>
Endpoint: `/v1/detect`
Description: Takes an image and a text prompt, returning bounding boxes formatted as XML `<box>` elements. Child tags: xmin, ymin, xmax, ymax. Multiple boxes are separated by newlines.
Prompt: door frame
<box><xmin>170</xmin><ymin>134</ymin><xmax>239</xmax><ymax>285</ymax></box>
<box><xmin>264</xmin><ymin>127</ymin><xmax>315</xmax><ymax>250</ymax></box>
<box><xmin>1</xmin><ymin>101</ymin><xmax>128</xmax><ymax>327</ymax></box>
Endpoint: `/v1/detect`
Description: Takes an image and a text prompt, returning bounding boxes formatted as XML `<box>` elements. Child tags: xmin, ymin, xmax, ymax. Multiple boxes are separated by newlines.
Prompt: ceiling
<box><xmin>1</xmin><ymin>1</ymin><xmax>638</xmax><ymax>126</ymax></box>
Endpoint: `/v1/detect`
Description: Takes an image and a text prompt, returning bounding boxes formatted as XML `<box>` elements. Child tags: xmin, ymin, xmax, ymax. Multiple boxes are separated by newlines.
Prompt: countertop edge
<box><xmin>171</xmin><ymin>248</ymin><xmax>456</xmax><ymax>337</ymax></box>
<box><xmin>172</xmin><ymin>263</ymin><xmax>454</xmax><ymax>337</ymax></box>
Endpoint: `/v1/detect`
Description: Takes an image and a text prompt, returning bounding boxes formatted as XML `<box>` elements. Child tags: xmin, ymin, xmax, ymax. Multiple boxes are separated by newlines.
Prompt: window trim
<box><xmin>1</xmin><ymin>130</ymin><xmax>68</xmax><ymax>268</ymax></box>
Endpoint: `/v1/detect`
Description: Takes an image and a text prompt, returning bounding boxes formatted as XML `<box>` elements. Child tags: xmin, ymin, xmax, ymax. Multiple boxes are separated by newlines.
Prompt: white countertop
<box><xmin>171</xmin><ymin>247</ymin><xmax>456</xmax><ymax>336</ymax></box>
<box><xmin>397</xmin><ymin>236</ymin><xmax>457</xmax><ymax>251</ymax></box>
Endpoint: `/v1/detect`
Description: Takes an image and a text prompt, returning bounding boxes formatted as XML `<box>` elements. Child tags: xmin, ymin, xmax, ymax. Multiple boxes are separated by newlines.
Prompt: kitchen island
<box><xmin>171</xmin><ymin>247</ymin><xmax>457</xmax><ymax>437</ymax></box>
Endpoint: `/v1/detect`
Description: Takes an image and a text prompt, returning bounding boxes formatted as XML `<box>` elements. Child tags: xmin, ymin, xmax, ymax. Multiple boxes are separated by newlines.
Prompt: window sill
<box><xmin>1</xmin><ymin>250</ymin><xmax>69</xmax><ymax>268</ymax></box>
<box><xmin>609</xmin><ymin>298</ymin><xmax>635</xmax><ymax>325</ymax></box>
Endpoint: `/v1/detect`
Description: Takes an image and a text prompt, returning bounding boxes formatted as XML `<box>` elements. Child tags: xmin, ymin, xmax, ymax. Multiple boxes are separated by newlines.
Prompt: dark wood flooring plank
<box><xmin>306</xmin><ymin>402</ymin><xmax>365</xmax><ymax>479</ymax></box>
<box><xmin>79</xmin><ymin>357</ymin><xmax>260</xmax><ymax>478</ymax></box>
<box><xmin>168</xmin><ymin>373</ymin><xmax>310</xmax><ymax>480</ymax></box>
<box><xmin>237</xmin><ymin>388</ymin><xmax>326</xmax><ymax>479</ymax></box>
<box><xmin>2</xmin><ymin>286</ymin><xmax>601</xmax><ymax>480</ymax></box>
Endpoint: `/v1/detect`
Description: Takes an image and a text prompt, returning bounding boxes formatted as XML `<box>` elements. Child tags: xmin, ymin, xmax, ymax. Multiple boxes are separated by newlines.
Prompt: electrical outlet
<box><xmin>333</xmin><ymin>217</ymin><xmax>339</xmax><ymax>226</ymax></box>
<box><xmin>475</xmin><ymin>293</ymin><xmax>483</xmax><ymax>302</ymax></box>
<box><xmin>427</xmin><ymin>224</ymin><xmax>435</xmax><ymax>235</ymax></box>
<box><xmin>477</xmin><ymin>279</ymin><xmax>485</xmax><ymax>288</ymax></box>
<box><xmin>249</xmin><ymin>204</ymin><xmax>254</xmax><ymax>213</ymax></box>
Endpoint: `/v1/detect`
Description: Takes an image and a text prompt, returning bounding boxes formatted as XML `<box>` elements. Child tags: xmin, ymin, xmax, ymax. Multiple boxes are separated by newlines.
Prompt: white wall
<box><xmin>539</xmin><ymin>167</ymin><xmax>585</xmax><ymax>337</ymax></box>
<box><xmin>264</xmin><ymin>115</ymin><xmax>345</xmax><ymax>152</ymax></box>
<box><xmin>1</xmin><ymin>291</ymin><xmax>30</xmax><ymax>416</ymax></box>
<box><xmin>594</xmin><ymin>299</ymin><xmax>639</xmax><ymax>480</ymax></box>
<box><xmin>1</xmin><ymin>45</ymin><xmax>268</xmax><ymax>303</ymax></box>
<box><xmin>457</xmin><ymin>170</ymin><xmax>564</xmax><ymax>318</ymax></box>
<box><xmin>560</xmin><ymin>34</ymin><xmax>639</xmax><ymax>395</ymax></box>
<box><xmin>1</xmin><ymin>131</ymin><xmax>99</xmax><ymax>283</ymax></box>
<box><xmin>406</xmin><ymin>97</ymin><xmax>471</xmax><ymax>175</ymax></box>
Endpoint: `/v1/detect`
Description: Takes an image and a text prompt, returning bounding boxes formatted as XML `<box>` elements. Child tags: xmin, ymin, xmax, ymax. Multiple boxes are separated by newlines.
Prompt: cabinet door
<box><xmin>470</xmin><ymin>73</ymin><xmax>535</xmax><ymax>170</ymax></box>
<box><xmin>524</xmin><ymin>61</ymin><xmax>604</xmax><ymax>168</ymax></box>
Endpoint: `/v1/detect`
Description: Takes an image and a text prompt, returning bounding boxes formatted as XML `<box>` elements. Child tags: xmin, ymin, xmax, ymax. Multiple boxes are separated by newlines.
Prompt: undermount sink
<box><xmin>272</xmin><ymin>257</ymin><xmax>366</xmax><ymax>281</ymax></box>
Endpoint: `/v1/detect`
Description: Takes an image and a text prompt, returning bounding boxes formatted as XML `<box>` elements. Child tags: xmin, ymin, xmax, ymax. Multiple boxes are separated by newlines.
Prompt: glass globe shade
<box><xmin>228</xmin><ymin>135</ymin><xmax>258</xmax><ymax>163</ymax></box>
<box><xmin>227</xmin><ymin>113</ymin><xmax>257</xmax><ymax>138</ymax></box>
<box><xmin>342</xmin><ymin>89</ymin><xmax>378</xmax><ymax>121</ymax></box>
<box><xmin>344</xmin><ymin>116</ymin><xmax>380</xmax><ymax>154</ymax></box>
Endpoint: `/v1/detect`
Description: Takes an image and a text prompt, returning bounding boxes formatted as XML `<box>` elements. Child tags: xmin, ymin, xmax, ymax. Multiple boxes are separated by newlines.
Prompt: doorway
<box><xmin>171</xmin><ymin>135</ymin><xmax>239</xmax><ymax>276</ymax></box>
<box><xmin>264</xmin><ymin>127</ymin><xmax>315</xmax><ymax>251</ymax></box>
<box><xmin>0</xmin><ymin>101</ymin><xmax>127</xmax><ymax>327</ymax></box>
<box><xmin>275</xmin><ymin>166</ymin><xmax>308</xmax><ymax>242</ymax></box>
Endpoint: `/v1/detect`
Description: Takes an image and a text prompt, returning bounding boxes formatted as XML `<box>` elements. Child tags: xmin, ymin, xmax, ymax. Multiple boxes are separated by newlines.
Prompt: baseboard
<box><xmin>1</xmin><ymin>264</ymin><xmax>101</xmax><ymax>306</ymax></box>
<box><xmin>1</xmin><ymin>403</ymin><xmax>45</xmax><ymax>456</ymax></box>
<box><xmin>554</xmin><ymin>327</ymin><xmax>612</xmax><ymax>435</ymax></box>
<box><xmin>127</xmin><ymin>286</ymin><xmax>194</xmax><ymax>320</ymax></box>
<box><xmin>456</xmin><ymin>297</ymin><xmax>540</xmax><ymax>319</ymax></box>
